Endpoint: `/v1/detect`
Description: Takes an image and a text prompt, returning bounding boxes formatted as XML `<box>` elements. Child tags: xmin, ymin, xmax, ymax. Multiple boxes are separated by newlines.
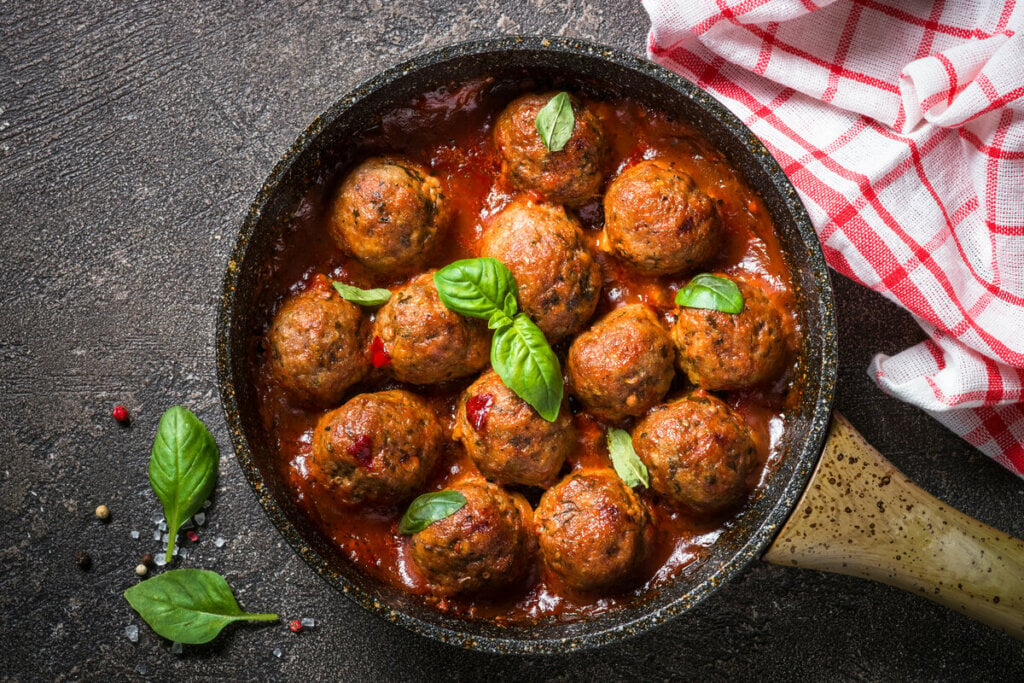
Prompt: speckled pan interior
<box><xmin>216</xmin><ymin>36</ymin><xmax>837</xmax><ymax>654</ymax></box>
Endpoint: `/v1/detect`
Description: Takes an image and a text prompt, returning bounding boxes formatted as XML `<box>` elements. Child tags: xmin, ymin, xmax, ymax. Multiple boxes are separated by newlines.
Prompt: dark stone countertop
<box><xmin>2</xmin><ymin>2</ymin><xmax>1022</xmax><ymax>680</ymax></box>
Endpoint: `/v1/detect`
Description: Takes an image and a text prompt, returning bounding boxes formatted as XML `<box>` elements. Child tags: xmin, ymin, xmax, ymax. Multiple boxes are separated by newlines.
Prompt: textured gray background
<box><xmin>2</xmin><ymin>1</ymin><xmax>1023</xmax><ymax>680</ymax></box>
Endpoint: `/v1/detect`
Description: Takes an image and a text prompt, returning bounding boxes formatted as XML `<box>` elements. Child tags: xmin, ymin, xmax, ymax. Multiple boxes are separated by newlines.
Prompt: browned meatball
<box><xmin>671</xmin><ymin>276</ymin><xmax>786</xmax><ymax>390</ymax></box>
<box><xmin>267</xmin><ymin>277</ymin><xmax>369</xmax><ymax>407</ymax></box>
<box><xmin>603</xmin><ymin>160</ymin><xmax>722</xmax><ymax>275</ymax></box>
<box><xmin>454</xmin><ymin>370</ymin><xmax>573</xmax><ymax>488</ymax></box>
<box><xmin>409</xmin><ymin>479</ymin><xmax>536</xmax><ymax>596</ymax></box>
<box><xmin>311</xmin><ymin>390</ymin><xmax>443</xmax><ymax>506</ymax></box>
<box><xmin>327</xmin><ymin>157</ymin><xmax>449</xmax><ymax>274</ymax></box>
<box><xmin>372</xmin><ymin>272</ymin><xmax>490</xmax><ymax>385</ymax></box>
<box><xmin>534</xmin><ymin>469</ymin><xmax>653</xmax><ymax>592</ymax></box>
<box><xmin>633</xmin><ymin>392</ymin><xmax>756</xmax><ymax>514</ymax></box>
<box><xmin>567</xmin><ymin>304</ymin><xmax>675</xmax><ymax>422</ymax></box>
<box><xmin>479</xmin><ymin>198</ymin><xmax>601</xmax><ymax>341</ymax></box>
<box><xmin>494</xmin><ymin>92</ymin><xmax>607</xmax><ymax>206</ymax></box>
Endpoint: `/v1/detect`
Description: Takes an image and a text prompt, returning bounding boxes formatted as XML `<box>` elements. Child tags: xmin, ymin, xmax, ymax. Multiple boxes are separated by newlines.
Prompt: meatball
<box><xmin>480</xmin><ymin>198</ymin><xmax>601</xmax><ymax>341</ymax></box>
<box><xmin>603</xmin><ymin>160</ymin><xmax>722</xmax><ymax>275</ymax></box>
<box><xmin>671</xmin><ymin>276</ymin><xmax>786</xmax><ymax>390</ymax></box>
<box><xmin>409</xmin><ymin>479</ymin><xmax>536</xmax><ymax>596</ymax></box>
<box><xmin>494</xmin><ymin>92</ymin><xmax>608</xmax><ymax>206</ymax></box>
<box><xmin>267</xmin><ymin>277</ymin><xmax>369</xmax><ymax>407</ymax></box>
<box><xmin>535</xmin><ymin>469</ymin><xmax>653</xmax><ymax>592</ymax></box>
<box><xmin>454</xmin><ymin>370</ymin><xmax>573</xmax><ymax>488</ymax></box>
<box><xmin>633</xmin><ymin>392</ymin><xmax>756</xmax><ymax>514</ymax></box>
<box><xmin>327</xmin><ymin>157</ymin><xmax>449</xmax><ymax>274</ymax></box>
<box><xmin>311</xmin><ymin>390</ymin><xmax>443</xmax><ymax>506</ymax></box>
<box><xmin>567</xmin><ymin>304</ymin><xmax>675</xmax><ymax>422</ymax></box>
<box><xmin>372</xmin><ymin>271</ymin><xmax>490</xmax><ymax>385</ymax></box>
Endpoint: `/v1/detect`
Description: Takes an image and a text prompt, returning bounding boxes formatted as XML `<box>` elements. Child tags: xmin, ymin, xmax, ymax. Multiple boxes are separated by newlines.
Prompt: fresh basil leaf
<box><xmin>503</xmin><ymin>291</ymin><xmax>517</xmax><ymax>319</ymax></box>
<box><xmin>433</xmin><ymin>257</ymin><xmax>518</xmax><ymax>320</ymax></box>
<box><xmin>124</xmin><ymin>569</ymin><xmax>277</xmax><ymax>645</ymax></box>
<box><xmin>488</xmin><ymin>309</ymin><xmax>514</xmax><ymax>331</ymax></box>
<box><xmin>149</xmin><ymin>406</ymin><xmax>219</xmax><ymax>563</ymax></box>
<box><xmin>675</xmin><ymin>273</ymin><xmax>744</xmax><ymax>314</ymax></box>
<box><xmin>535</xmin><ymin>92</ymin><xmax>575</xmax><ymax>152</ymax></box>
<box><xmin>332</xmin><ymin>280</ymin><xmax>391</xmax><ymax>306</ymax></box>
<box><xmin>399</xmin><ymin>490</ymin><xmax>467</xmax><ymax>534</ymax></box>
<box><xmin>491</xmin><ymin>313</ymin><xmax>563</xmax><ymax>422</ymax></box>
<box><xmin>607</xmin><ymin>428</ymin><xmax>649</xmax><ymax>489</ymax></box>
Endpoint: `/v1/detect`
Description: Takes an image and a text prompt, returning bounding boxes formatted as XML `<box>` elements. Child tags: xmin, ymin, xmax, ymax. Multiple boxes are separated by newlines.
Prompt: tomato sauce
<box><xmin>251</xmin><ymin>77</ymin><xmax>803</xmax><ymax>624</ymax></box>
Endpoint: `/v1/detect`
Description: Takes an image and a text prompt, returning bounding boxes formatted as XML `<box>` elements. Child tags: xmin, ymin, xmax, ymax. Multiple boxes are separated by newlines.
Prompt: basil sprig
<box><xmin>607</xmin><ymin>428</ymin><xmax>649</xmax><ymax>489</ymax></box>
<box><xmin>124</xmin><ymin>569</ymin><xmax>278</xmax><ymax>645</ymax></box>
<box><xmin>332</xmin><ymin>280</ymin><xmax>392</xmax><ymax>307</ymax></box>
<box><xmin>399</xmin><ymin>490</ymin><xmax>467</xmax><ymax>534</ymax></box>
<box><xmin>535</xmin><ymin>92</ymin><xmax>575</xmax><ymax>152</ymax></box>
<box><xmin>675</xmin><ymin>273</ymin><xmax>744</xmax><ymax>314</ymax></box>
<box><xmin>433</xmin><ymin>257</ymin><xmax>517</xmax><ymax>329</ymax></box>
<box><xmin>433</xmin><ymin>258</ymin><xmax>563</xmax><ymax>422</ymax></box>
<box><xmin>149</xmin><ymin>407</ymin><xmax>219</xmax><ymax>562</ymax></box>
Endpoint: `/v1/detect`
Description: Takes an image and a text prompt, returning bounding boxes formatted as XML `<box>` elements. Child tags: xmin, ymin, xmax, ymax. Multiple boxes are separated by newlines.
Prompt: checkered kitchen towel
<box><xmin>643</xmin><ymin>0</ymin><xmax>1024</xmax><ymax>477</ymax></box>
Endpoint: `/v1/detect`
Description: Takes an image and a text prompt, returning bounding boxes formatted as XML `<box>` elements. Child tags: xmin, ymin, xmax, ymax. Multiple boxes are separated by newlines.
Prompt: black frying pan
<box><xmin>216</xmin><ymin>37</ymin><xmax>1023</xmax><ymax>653</ymax></box>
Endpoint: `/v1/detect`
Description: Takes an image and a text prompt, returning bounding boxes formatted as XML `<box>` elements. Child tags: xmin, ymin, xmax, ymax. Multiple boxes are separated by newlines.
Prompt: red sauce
<box><xmin>251</xmin><ymin>77</ymin><xmax>803</xmax><ymax>624</ymax></box>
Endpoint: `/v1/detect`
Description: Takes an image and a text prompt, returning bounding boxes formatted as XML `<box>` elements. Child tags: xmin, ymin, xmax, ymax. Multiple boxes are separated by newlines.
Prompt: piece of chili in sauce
<box><xmin>252</xmin><ymin>77</ymin><xmax>804</xmax><ymax>624</ymax></box>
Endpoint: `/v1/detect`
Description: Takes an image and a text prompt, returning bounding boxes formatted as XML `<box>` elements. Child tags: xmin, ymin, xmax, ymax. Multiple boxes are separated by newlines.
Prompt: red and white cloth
<box><xmin>643</xmin><ymin>0</ymin><xmax>1024</xmax><ymax>478</ymax></box>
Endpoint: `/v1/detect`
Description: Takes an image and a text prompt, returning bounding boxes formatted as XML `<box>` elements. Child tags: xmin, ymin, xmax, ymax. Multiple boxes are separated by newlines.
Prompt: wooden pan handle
<box><xmin>764</xmin><ymin>412</ymin><xmax>1024</xmax><ymax>640</ymax></box>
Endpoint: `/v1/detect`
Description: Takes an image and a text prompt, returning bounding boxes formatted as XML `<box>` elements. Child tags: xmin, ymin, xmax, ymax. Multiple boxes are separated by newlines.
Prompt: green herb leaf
<box><xmin>331</xmin><ymin>280</ymin><xmax>391</xmax><ymax>306</ymax></box>
<box><xmin>607</xmin><ymin>428</ymin><xmax>649</xmax><ymax>489</ymax></box>
<box><xmin>149</xmin><ymin>407</ymin><xmax>219</xmax><ymax>563</ymax></box>
<box><xmin>491</xmin><ymin>313</ymin><xmax>563</xmax><ymax>422</ymax></box>
<box><xmin>535</xmin><ymin>92</ymin><xmax>575</xmax><ymax>152</ymax></box>
<box><xmin>433</xmin><ymin>257</ymin><xmax>519</xmax><ymax>320</ymax></box>
<box><xmin>675</xmin><ymin>273</ymin><xmax>744</xmax><ymax>314</ymax></box>
<box><xmin>488</xmin><ymin>309</ymin><xmax>515</xmax><ymax>331</ymax></box>
<box><xmin>502</xmin><ymin>291</ymin><xmax>518</xmax><ymax>319</ymax></box>
<box><xmin>399</xmin><ymin>490</ymin><xmax>467</xmax><ymax>534</ymax></box>
<box><xmin>124</xmin><ymin>569</ymin><xmax>278</xmax><ymax>645</ymax></box>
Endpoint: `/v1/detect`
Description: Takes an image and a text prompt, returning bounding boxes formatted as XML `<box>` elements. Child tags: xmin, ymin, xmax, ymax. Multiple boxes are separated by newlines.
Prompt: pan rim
<box><xmin>216</xmin><ymin>35</ymin><xmax>837</xmax><ymax>655</ymax></box>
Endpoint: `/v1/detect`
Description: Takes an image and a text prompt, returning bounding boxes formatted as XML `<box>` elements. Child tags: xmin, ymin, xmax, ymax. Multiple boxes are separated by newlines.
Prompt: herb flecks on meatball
<box><xmin>480</xmin><ymin>198</ymin><xmax>601</xmax><ymax>341</ymax></box>
<box><xmin>328</xmin><ymin>157</ymin><xmax>449</xmax><ymax>274</ymax></box>
<box><xmin>535</xmin><ymin>469</ymin><xmax>653</xmax><ymax>592</ymax></box>
<box><xmin>567</xmin><ymin>304</ymin><xmax>675</xmax><ymax>422</ymax></box>
<box><xmin>410</xmin><ymin>479</ymin><xmax>536</xmax><ymax>596</ymax></box>
<box><xmin>311</xmin><ymin>390</ymin><xmax>443</xmax><ymax>506</ymax></box>
<box><xmin>604</xmin><ymin>160</ymin><xmax>722</xmax><ymax>275</ymax></box>
<box><xmin>267</xmin><ymin>275</ymin><xmax>369</xmax><ymax>407</ymax></box>
<box><xmin>671</xmin><ymin>276</ymin><xmax>786</xmax><ymax>390</ymax></box>
<box><xmin>633</xmin><ymin>391</ymin><xmax>757</xmax><ymax>514</ymax></box>
<box><xmin>454</xmin><ymin>369</ymin><xmax>573</xmax><ymax>488</ymax></box>
<box><xmin>373</xmin><ymin>271</ymin><xmax>490</xmax><ymax>385</ymax></box>
<box><xmin>494</xmin><ymin>92</ymin><xmax>608</xmax><ymax>207</ymax></box>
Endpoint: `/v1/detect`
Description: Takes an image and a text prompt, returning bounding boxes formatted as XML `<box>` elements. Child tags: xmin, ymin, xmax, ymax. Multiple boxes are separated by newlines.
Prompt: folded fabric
<box><xmin>643</xmin><ymin>0</ymin><xmax>1024</xmax><ymax>477</ymax></box>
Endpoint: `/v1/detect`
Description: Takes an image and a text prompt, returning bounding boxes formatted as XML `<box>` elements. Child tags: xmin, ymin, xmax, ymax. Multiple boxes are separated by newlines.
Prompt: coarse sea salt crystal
<box><xmin>130</xmin><ymin>530</ymin><xmax>140</xmax><ymax>540</ymax></box>
<box><xmin>135</xmin><ymin>664</ymin><xmax>147</xmax><ymax>675</ymax></box>
<box><xmin>193</xmin><ymin>512</ymin><xmax>206</xmax><ymax>526</ymax></box>
<box><xmin>214</xmin><ymin>537</ymin><xmax>226</xmax><ymax>548</ymax></box>
<box><xmin>203</xmin><ymin>500</ymin><xmax>211</xmax><ymax>509</ymax></box>
<box><xmin>161</xmin><ymin>533</ymin><xmax>169</xmax><ymax>544</ymax></box>
<box><xmin>151</xmin><ymin>513</ymin><xmax>163</xmax><ymax>524</ymax></box>
<box><xmin>125</xmin><ymin>624</ymin><xmax>139</xmax><ymax>643</ymax></box>
<box><xmin>152</xmin><ymin>529</ymin><xmax>162</xmax><ymax>541</ymax></box>
<box><xmin>272</xmin><ymin>648</ymin><xmax>282</xmax><ymax>659</ymax></box>
<box><xmin>300</xmin><ymin>617</ymin><xmax>315</xmax><ymax>628</ymax></box>
<box><xmin>171</xmin><ymin>642</ymin><xmax>183</xmax><ymax>654</ymax></box>
<box><xmin>158</xmin><ymin>520</ymin><xmax>167</xmax><ymax>532</ymax></box>
<box><xmin>155</xmin><ymin>555</ymin><xmax>167</xmax><ymax>567</ymax></box>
